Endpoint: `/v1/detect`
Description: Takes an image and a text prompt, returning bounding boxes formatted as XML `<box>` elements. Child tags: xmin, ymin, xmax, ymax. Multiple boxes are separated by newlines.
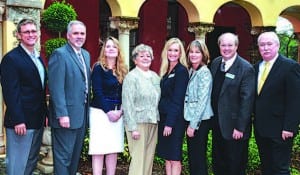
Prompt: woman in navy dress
<box><xmin>88</xmin><ymin>36</ymin><xmax>128</xmax><ymax>175</ymax></box>
<box><xmin>157</xmin><ymin>37</ymin><xmax>189</xmax><ymax>175</ymax></box>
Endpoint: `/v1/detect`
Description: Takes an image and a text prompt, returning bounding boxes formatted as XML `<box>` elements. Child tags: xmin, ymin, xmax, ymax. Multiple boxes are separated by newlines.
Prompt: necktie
<box><xmin>77</xmin><ymin>53</ymin><xmax>88</xmax><ymax>95</ymax></box>
<box><xmin>220</xmin><ymin>61</ymin><xmax>226</xmax><ymax>72</ymax></box>
<box><xmin>257</xmin><ymin>61</ymin><xmax>270</xmax><ymax>94</ymax></box>
<box><xmin>31</xmin><ymin>53</ymin><xmax>45</xmax><ymax>88</ymax></box>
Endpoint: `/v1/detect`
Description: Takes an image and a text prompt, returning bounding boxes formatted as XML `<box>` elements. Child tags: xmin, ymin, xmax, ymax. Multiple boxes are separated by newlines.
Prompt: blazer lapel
<box><xmin>38</xmin><ymin>56</ymin><xmax>47</xmax><ymax>89</ymax></box>
<box><xmin>254</xmin><ymin>61</ymin><xmax>261</xmax><ymax>96</ymax></box>
<box><xmin>18</xmin><ymin>46</ymin><xmax>44</xmax><ymax>89</ymax></box>
<box><xmin>189</xmin><ymin>69</ymin><xmax>197</xmax><ymax>81</ymax></box>
<box><xmin>66</xmin><ymin>44</ymin><xmax>86</xmax><ymax>75</ymax></box>
<box><xmin>211</xmin><ymin>57</ymin><xmax>221</xmax><ymax>78</ymax></box>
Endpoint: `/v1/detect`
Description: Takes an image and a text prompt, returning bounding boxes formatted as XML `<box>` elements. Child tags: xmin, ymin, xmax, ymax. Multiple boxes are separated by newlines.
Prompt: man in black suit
<box><xmin>210</xmin><ymin>32</ymin><xmax>255</xmax><ymax>175</ymax></box>
<box><xmin>254</xmin><ymin>31</ymin><xmax>300</xmax><ymax>175</ymax></box>
<box><xmin>0</xmin><ymin>18</ymin><xmax>47</xmax><ymax>175</ymax></box>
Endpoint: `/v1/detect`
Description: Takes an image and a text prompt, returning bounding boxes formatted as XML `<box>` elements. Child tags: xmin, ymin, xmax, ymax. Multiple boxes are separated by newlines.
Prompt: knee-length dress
<box><xmin>88</xmin><ymin>64</ymin><xmax>124</xmax><ymax>154</ymax></box>
<box><xmin>156</xmin><ymin>63</ymin><xmax>189</xmax><ymax>160</ymax></box>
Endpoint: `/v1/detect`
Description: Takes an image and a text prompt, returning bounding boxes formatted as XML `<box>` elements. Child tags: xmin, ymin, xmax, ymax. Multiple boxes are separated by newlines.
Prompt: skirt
<box><xmin>88</xmin><ymin>107</ymin><xmax>124</xmax><ymax>155</ymax></box>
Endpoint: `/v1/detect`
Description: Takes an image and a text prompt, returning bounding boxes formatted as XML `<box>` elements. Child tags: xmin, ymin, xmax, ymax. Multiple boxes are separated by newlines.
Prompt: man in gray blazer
<box><xmin>48</xmin><ymin>20</ymin><xmax>90</xmax><ymax>175</ymax></box>
<box><xmin>210</xmin><ymin>32</ymin><xmax>255</xmax><ymax>175</ymax></box>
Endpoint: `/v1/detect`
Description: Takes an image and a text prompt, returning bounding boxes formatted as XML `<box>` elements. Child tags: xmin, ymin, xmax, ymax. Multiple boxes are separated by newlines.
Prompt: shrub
<box><xmin>81</xmin><ymin>128</ymin><xmax>90</xmax><ymax>162</ymax></box>
<box><xmin>44</xmin><ymin>38</ymin><xmax>67</xmax><ymax>58</ymax></box>
<box><xmin>41</xmin><ymin>1</ymin><xmax>77</xmax><ymax>35</ymax></box>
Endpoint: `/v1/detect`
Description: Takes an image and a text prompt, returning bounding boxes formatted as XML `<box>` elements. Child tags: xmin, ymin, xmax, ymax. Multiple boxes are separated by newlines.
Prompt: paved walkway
<box><xmin>0</xmin><ymin>154</ymin><xmax>54</xmax><ymax>175</ymax></box>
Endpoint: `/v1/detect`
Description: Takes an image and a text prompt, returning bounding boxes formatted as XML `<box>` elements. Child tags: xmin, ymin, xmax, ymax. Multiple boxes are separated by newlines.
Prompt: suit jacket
<box><xmin>48</xmin><ymin>43</ymin><xmax>91</xmax><ymax>129</ymax></box>
<box><xmin>0</xmin><ymin>45</ymin><xmax>47</xmax><ymax>129</ymax></box>
<box><xmin>158</xmin><ymin>63</ymin><xmax>189</xmax><ymax>127</ymax></box>
<box><xmin>184</xmin><ymin>65</ymin><xmax>213</xmax><ymax>129</ymax></box>
<box><xmin>254</xmin><ymin>55</ymin><xmax>300</xmax><ymax>138</ymax></box>
<box><xmin>210</xmin><ymin>55</ymin><xmax>255</xmax><ymax>140</ymax></box>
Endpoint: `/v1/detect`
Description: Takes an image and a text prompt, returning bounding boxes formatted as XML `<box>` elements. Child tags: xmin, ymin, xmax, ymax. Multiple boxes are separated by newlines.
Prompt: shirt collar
<box><xmin>69</xmin><ymin>43</ymin><xmax>82</xmax><ymax>55</ymax></box>
<box><xmin>263</xmin><ymin>53</ymin><xmax>278</xmax><ymax>66</ymax></box>
<box><xmin>135</xmin><ymin>66</ymin><xmax>151</xmax><ymax>78</ymax></box>
<box><xmin>20</xmin><ymin>44</ymin><xmax>38</xmax><ymax>58</ymax></box>
<box><xmin>222</xmin><ymin>53</ymin><xmax>237</xmax><ymax>71</ymax></box>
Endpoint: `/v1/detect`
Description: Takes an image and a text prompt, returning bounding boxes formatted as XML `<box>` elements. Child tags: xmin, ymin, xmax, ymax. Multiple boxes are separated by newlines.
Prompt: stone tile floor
<box><xmin>0</xmin><ymin>157</ymin><xmax>52</xmax><ymax>175</ymax></box>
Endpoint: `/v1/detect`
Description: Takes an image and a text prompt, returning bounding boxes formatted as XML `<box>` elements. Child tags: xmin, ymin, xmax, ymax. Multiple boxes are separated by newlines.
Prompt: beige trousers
<box><xmin>126</xmin><ymin>123</ymin><xmax>158</xmax><ymax>175</ymax></box>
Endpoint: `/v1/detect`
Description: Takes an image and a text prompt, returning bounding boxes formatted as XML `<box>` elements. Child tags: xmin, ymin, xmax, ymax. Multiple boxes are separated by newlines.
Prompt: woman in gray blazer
<box><xmin>184</xmin><ymin>40</ymin><xmax>214</xmax><ymax>175</ymax></box>
<box><xmin>122</xmin><ymin>44</ymin><xmax>161</xmax><ymax>175</ymax></box>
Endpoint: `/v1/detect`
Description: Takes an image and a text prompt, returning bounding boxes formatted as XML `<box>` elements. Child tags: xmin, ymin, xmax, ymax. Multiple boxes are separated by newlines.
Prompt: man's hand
<box><xmin>282</xmin><ymin>130</ymin><xmax>294</xmax><ymax>140</ymax></box>
<box><xmin>232</xmin><ymin>129</ymin><xmax>244</xmax><ymax>140</ymax></box>
<box><xmin>59</xmin><ymin>116</ymin><xmax>70</xmax><ymax>128</ymax></box>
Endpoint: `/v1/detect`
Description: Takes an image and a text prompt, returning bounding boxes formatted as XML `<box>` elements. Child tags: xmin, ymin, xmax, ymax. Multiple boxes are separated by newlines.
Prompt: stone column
<box><xmin>110</xmin><ymin>16</ymin><xmax>139</xmax><ymax>68</ymax></box>
<box><xmin>0</xmin><ymin>1</ymin><xmax>5</xmax><ymax>156</ymax></box>
<box><xmin>294</xmin><ymin>32</ymin><xmax>300</xmax><ymax>63</ymax></box>
<box><xmin>188</xmin><ymin>22</ymin><xmax>214</xmax><ymax>41</ymax></box>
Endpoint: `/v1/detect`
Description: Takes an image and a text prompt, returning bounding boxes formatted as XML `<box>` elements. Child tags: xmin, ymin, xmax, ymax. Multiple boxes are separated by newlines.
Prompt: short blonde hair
<box><xmin>218</xmin><ymin>32</ymin><xmax>239</xmax><ymax>46</ymax></box>
<box><xmin>132</xmin><ymin>44</ymin><xmax>153</xmax><ymax>61</ymax></box>
<box><xmin>159</xmin><ymin>37</ymin><xmax>188</xmax><ymax>77</ymax></box>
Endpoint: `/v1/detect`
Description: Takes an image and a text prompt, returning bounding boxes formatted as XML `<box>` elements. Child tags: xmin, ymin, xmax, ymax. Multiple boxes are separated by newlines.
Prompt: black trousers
<box><xmin>212</xmin><ymin>120</ymin><xmax>249</xmax><ymax>175</ymax></box>
<box><xmin>255</xmin><ymin>131</ymin><xmax>293</xmax><ymax>175</ymax></box>
<box><xmin>187</xmin><ymin>119</ymin><xmax>212</xmax><ymax>175</ymax></box>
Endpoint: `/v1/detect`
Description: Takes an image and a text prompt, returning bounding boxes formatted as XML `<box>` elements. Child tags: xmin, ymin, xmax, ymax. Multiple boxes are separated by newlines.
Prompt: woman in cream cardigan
<box><xmin>122</xmin><ymin>44</ymin><xmax>161</xmax><ymax>175</ymax></box>
<box><xmin>184</xmin><ymin>39</ymin><xmax>214</xmax><ymax>175</ymax></box>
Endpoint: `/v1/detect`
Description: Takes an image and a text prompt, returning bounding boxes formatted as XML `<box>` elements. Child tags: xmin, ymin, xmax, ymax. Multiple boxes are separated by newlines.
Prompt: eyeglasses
<box><xmin>20</xmin><ymin>30</ymin><xmax>38</xmax><ymax>35</ymax></box>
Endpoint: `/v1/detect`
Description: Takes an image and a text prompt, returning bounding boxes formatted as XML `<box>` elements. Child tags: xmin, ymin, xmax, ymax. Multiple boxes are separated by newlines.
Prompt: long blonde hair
<box><xmin>96</xmin><ymin>36</ymin><xmax>128</xmax><ymax>83</ymax></box>
<box><xmin>159</xmin><ymin>37</ymin><xmax>188</xmax><ymax>77</ymax></box>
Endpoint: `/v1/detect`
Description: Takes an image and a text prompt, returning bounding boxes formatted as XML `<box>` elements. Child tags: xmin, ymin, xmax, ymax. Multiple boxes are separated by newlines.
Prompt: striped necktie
<box><xmin>77</xmin><ymin>53</ymin><xmax>88</xmax><ymax>95</ymax></box>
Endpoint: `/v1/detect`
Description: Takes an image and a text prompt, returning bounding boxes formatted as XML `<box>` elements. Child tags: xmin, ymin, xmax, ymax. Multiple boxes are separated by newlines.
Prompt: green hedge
<box><xmin>41</xmin><ymin>1</ymin><xmax>77</xmax><ymax>34</ymax></box>
<box><xmin>44</xmin><ymin>38</ymin><xmax>67</xmax><ymax>58</ymax></box>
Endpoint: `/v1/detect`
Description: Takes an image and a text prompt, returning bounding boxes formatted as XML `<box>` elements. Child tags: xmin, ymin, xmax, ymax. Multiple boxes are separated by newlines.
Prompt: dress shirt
<box><xmin>222</xmin><ymin>53</ymin><xmax>237</xmax><ymax>72</ymax></box>
<box><xmin>21</xmin><ymin>44</ymin><xmax>45</xmax><ymax>88</ymax></box>
<box><xmin>257</xmin><ymin>54</ymin><xmax>278</xmax><ymax>85</ymax></box>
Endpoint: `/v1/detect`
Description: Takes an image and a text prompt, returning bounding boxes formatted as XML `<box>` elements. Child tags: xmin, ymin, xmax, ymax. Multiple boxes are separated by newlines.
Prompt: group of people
<box><xmin>0</xmin><ymin>17</ymin><xmax>299</xmax><ymax>175</ymax></box>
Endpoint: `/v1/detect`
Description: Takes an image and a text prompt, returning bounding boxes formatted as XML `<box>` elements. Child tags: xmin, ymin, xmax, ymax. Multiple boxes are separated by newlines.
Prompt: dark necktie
<box><xmin>220</xmin><ymin>61</ymin><xmax>226</xmax><ymax>72</ymax></box>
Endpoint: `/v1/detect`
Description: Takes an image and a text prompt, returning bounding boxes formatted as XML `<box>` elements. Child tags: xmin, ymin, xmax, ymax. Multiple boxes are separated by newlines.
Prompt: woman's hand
<box><xmin>107</xmin><ymin>110</ymin><xmax>122</xmax><ymax>122</ymax></box>
<box><xmin>163</xmin><ymin>126</ymin><xmax>172</xmax><ymax>136</ymax></box>
<box><xmin>186</xmin><ymin>126</ymin><xmax>195</xmax><ymax>137</ymax></box>
<box><xmin>131</xmin><ymin>130</ymin><xmax>140</xmax><ymax>140</ymax></box>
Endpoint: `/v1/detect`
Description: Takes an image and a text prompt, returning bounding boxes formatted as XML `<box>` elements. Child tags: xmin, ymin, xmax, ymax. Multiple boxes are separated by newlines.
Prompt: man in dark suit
<box><xmin>48</xmin><ymin>20</ymin><xmax>90</xmax><ymax>175</ymax></box>
<box><xmin>0</xmin><ymin>18</ymin><xmax>47</xmax><ymax>175</ymax></box>
<box><xmin>254</xmin><ymin>31</ymin><xmax>300</xmax><ymax>175</ymax></box>
<box><xmin>210</xmin><ymin>32</ymin><xmax>255</xmax><ymax>175</ymax></box>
